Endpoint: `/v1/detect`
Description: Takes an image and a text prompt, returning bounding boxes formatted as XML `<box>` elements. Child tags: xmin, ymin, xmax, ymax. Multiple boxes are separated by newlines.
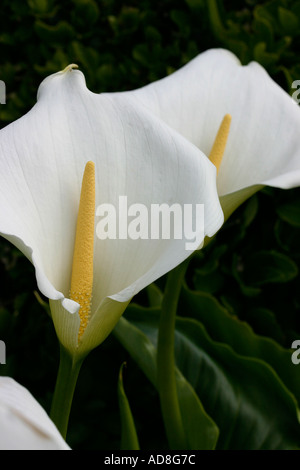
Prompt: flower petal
<box><xmin>0</xmin><ymin>377</ymin><xmax>70</xmax><ymax>450</ymax></box>
<box><xmin>0</xmin><ymin>67</ymin><xmax>223</xmax><ymax>351</ymax></box>
<box><xmin>119</xmin><ymin>48</ymin><xmax>300</xmax><ymax>196</ymax></box>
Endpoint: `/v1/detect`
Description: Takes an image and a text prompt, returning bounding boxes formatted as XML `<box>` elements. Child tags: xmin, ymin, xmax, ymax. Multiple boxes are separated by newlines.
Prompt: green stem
<box><xmin>50</xmin><ymin>345</ymin><xmax>84</xmax><ymax>440</ymax></box>
<box><xmin>157</xmin><ymin>260</ymin><xmax>189</xmax><ymax>450</ymax></box>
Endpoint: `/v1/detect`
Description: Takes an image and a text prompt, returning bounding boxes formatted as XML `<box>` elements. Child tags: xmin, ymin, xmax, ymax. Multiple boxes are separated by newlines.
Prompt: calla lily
<box><xmin>117</xmin><ymin>48</ymin><xmax>300</xmax><ymax>219</ymax></box>
<box><xmin>0</xmin><ymin>377</ymin><xmax>70</xmax><ymax>450</ymax></box>
<box><xmin>0</xmin><ymin>64</ymin><xmax>223</xmax><ymax>359</ymax></box>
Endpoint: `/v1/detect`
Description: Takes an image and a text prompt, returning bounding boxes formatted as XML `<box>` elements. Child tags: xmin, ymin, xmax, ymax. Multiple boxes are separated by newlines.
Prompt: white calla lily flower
<box><xmin>117</xmin><ymin>48</ymin><xmax>300</xmax><ymax>218</ymax></box>
<box><xmin>0</xmin><ymin>65</ymin><xmax>223</xmax><ymax>359</ymax></box>
<box><xmin>0</xmin><ymin>377</ymin><xmax>70</xmax><ymax>450</ymax></box>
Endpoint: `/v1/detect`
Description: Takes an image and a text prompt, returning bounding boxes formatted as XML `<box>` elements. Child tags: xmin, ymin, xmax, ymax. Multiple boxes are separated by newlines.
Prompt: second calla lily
<box><xmin>0</xmin><ymin>377</ymin><xmax>70</xmax><ymax>450</ymax></box>
<box><xmin>119</xmin><ymin>48</ymin><xmax>300</xmax><ymax>219</ymax></box>
<box><xmin>0</xmin><ymin>64</ymin><xmax>223</xmax><ymax>359</ymax></box>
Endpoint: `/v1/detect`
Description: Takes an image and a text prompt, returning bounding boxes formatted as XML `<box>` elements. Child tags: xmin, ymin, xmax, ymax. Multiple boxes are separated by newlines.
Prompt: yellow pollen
<box><xmin>70</xmin><ymin>161</ymin><xmax>95</xmax><ymax>340</ymax></box>
<box><xmin>209</xmin><ymin>114</ymin><xmax>231</xmax><ymax>174</ymax></box>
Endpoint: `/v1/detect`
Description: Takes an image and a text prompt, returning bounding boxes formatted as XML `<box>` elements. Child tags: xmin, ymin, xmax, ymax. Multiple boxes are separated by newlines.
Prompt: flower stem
<box><xmin>157</xmin><ymin>260</ymin><xmax>189</xmax><ymax>450</ymax></box>
<box><xmin>50</xmin><ymin>345</ymin><xmax>84</xmax><ymax>440</ymax></box>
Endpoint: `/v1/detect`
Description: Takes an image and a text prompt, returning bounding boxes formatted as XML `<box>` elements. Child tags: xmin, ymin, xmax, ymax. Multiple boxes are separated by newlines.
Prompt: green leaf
<box><xmin>174</xmin><ymin>368</ymin><xmax>219</xmax><ymax>450</ymax></box>
<box><xmin>176</xmin><ymin>318</ymin><xmax>300</xmax><ymax>450</ymax></box>
<box><xmin>113</xmin><ymin>308</ymin><xmax>219</xmax><ymax>450</ymax></box>
<box><xmin>277</xmin><ymin>200</ymin><xmax>300</xmax><ymax>227</ymax></box>
<box><xmin>193</xmin><ymin>245</ymin><xmax>226</xmax><ymax>294</ymax></box>
<box><xmin>292</xmin><ymin>1</ymin><xmax>300</xmax><ymax>21</ymax></box>
<box><xmin>132</xmin><ymin>44</ymin><xmax>151</xmax><ymax>67</ymax></box>
<box><xmin>243</xmin><ymin>250</ymin><xmax>298</xmax><ymax>286</ymax></box>
<box><xmin>244</xmin><ymin>307</ymin><xmax>285</xmax><ymax>344</ymax></box>
<box><xmin>71</xmin><ymin>0</ymin><xmax>100</xmax><ymax>27</ymax></box>
<box><xmin>253</xmin><ymin>15</ymin><xmax>274</xmax><ymax>47</ymax></box>
<box><xmin>275</xmin><ymin>219</ymin><xmax>300</xmax><ymax>253</ymax></box>
<box><xmin>253</xmin><ymin>42</ymin><xmax>278</xmax><ymax>68</ymax></box>
<box><xmin>34</xmin><ymin>20</ymin><xmax>75</xmax><ymax>44</ymax></box>
<box><xmin>27</xmin><ymin>0</ymin><xmax>53</xmax><ymax>15</ymax></box>
<box><xmin>119</xmin><ymin>307</ymin><xmax>300</xmax><ymax>450</ymax></box>
<box><xmin>232</xmin><ymin>253</ymin><xmax>261</xmax><ymax>297</ymax></box>
<box><xmin>254</xmin><ymin>2</ymin><xmax>278</xmax><ymax>33</ymax></box>
<box><xmin>185</xmin><ymin>0</ymin><xmax>204</xmax><ymax>11</ymax></box>
<box><xmin>118</xmin><ymin>363</ymin><xmax>140</xmax><ymax>450</ymax></box>
<box><xmin>170</xmin><ymin>10</ymin><xmax>190</xmax><ymax>37</ymax></box>
<box><xmin>70</xmin><ymin>41</ymin><xmax>99</xmax><ymax>70</ymax></box>
<box><xmin>180</xmin><ymin>287</ymin><xmax>300</xmax><ymax>403</ymax></box>
<box><xmin>278</xmin><ymin>7</ymin><xmax>299</xmax><ymax>35</ymax></box>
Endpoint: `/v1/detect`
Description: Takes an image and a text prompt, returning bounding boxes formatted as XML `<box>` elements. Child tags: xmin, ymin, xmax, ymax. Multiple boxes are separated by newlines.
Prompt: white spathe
<box><xmin>0</xmin><ymin>377</ymin><xmax>70</xmax><ymax>450</ymax></box>
<box><xmin>0</xmin><ymin>65</ymin><xmax>223</xmax><ymax>357</ymax></box>
<box><xmin>115</xmin><ymin>48</ymin><xmax>300</xmax><ymax>217</ymax></box>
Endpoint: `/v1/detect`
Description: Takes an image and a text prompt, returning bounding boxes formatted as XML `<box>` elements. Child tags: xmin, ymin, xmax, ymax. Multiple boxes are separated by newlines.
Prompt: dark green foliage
<box><xmin>1</xmin><ymin>0</ymin><xmax>300</xmax><ymax>450</ymax></box>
